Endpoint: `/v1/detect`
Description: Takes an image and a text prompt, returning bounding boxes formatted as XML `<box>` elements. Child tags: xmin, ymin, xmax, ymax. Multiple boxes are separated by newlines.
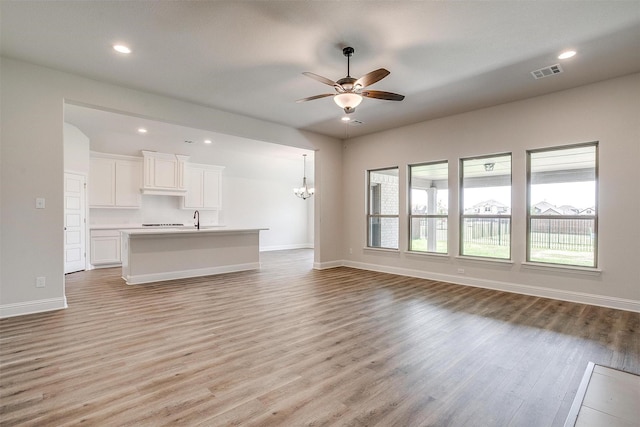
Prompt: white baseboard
<box><xmin>313</xmin><ymin>260</ymin><xmax>344</xmax><ymax>270</ymax></box>
<box><xmin>335</xmin><ymin>260</ymin><xmax>639</xmax><ymax>313</ymax></box>
<box><xmin>5</xmin><ymin>260</ymin><xmax>636</xmax><ymax>317</ymax></box>
<box><xmin>260</xmin><ymin>243</ymin><xmax>314</xmax><ymax>252</ymax></box>
<box><xmin>0</xmin><ymin>297</ymin><xmax>67</xmax><ymax>318</ymax></box>
<box><xmin>123</xmin><ymin>262</ymin><xmax>261</xmax><ymax>285</ymax></box>
<box><xmin>89</xmin><ymin>263</ymin><xmax>121</xmax><ymax>270</ymax></box>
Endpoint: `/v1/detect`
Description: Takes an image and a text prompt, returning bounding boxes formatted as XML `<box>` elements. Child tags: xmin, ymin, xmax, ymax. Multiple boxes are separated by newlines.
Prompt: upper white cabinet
<box><xmin>89</xmin><ymin>152</ymin><xmax>142</xmax><ymax>208</ymax></box>
<box><xmin>183</xmin><ymin>163</ymin><xmax>224</xmax><ymax>210</ymax></box>
<box><xmin>141</xmin><ymin>150</ymin><xmax>190</xmax><ymax>196</ymax></box>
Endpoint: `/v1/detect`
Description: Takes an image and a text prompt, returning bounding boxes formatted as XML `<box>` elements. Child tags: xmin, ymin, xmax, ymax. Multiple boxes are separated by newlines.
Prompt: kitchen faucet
<box><xmin>193</xmin><ymin>210</ymin><xmax>200</xmax><ymax>230</ymax></box>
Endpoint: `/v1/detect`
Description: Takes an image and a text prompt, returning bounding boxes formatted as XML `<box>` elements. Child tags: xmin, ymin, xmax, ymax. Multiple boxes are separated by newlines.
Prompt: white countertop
<box><xmin>90</xmin><ymin>224</ymin><xmax>221</xmax><ymax>230</ymax></box>
<box><xmin>121</xmin><ymin>227</ymin><xmax>267</xmax><ymax>237</ymax></box>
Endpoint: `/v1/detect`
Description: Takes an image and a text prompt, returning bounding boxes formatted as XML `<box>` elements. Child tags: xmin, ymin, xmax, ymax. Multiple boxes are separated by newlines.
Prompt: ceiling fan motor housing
<box><xmin>337</xmin><ymin>77</ymin><xmax>357</xmax><ymax>91</ymax></box>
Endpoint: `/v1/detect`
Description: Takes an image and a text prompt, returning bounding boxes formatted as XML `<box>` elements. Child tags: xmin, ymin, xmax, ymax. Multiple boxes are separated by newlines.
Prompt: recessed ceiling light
<box><xmin>204</xmin><ymin>139</ymin><xmax>212</xmax><ymax>144</ymax></box>
<box><xmin>137</xmin><ymin>128</ymin><xmax>147</xmax><ymax>134</ymax></box>
<box><xmin>341</xmin><ymin>116</ymin><xmax>351</xmax><ymax>122</ymax></box>
<box><xmin>113</xmin><ymin>44</ymin><xmax>132</xmax><ymax>54</ymax></box>
<box><xmin>558</xmin><ymin>50</ymin><xmax>576</xmax><ymax>60</ymax></box>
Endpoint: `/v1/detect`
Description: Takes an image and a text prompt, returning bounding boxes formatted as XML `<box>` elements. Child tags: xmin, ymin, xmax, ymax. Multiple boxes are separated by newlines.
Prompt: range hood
<box><xmin>140</xmin><ymin>150</ymin><xmax>190</xmax><ymax>196</ymax></box>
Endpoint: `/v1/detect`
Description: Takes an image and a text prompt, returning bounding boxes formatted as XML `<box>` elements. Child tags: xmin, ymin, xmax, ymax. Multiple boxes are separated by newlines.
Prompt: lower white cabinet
<box><xmin>183</xmin><ymin>163</ymin><xmax>224</xmax><ymax>210</ymax></box>
<box><xmin>90</xmin><ymin>230</ymin><xmax>121</xmax><ymax>267</ymax></box>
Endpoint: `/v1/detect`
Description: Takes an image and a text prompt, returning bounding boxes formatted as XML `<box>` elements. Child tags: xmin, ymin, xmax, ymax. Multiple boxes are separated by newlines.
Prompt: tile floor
<box><xmin>566</xmin><ymin>363</ymin><xmax>640</xmax><ymax>427</ymax></box>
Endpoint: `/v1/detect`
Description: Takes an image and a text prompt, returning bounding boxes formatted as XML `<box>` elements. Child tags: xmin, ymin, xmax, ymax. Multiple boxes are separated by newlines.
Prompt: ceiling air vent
<box><xmin>348</xmin><ymin>119</ymin><xmax>364</xmax><ymax>126</ymax></box>
<box><xmin>531</xmin><ymin>64</ymin><xmax>563</xmax><ymax>79</ymax></box>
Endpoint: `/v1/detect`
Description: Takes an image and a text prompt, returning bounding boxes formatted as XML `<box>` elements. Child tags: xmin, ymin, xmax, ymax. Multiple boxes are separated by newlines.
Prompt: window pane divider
<box><xmin>461</xmin><ymin>214</ymin><xmax>512</xmax><ymax>219</ymax></box>
<box><xmin>529</xmin><ymin>215</ymin><xmax>596</xmax><ymax>220</ymax></box>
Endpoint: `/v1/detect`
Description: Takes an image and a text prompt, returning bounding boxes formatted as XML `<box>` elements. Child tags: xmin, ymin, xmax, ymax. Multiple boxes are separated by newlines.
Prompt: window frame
<box><xmin>526</xmin><ymin>142</ymin><xmax>599</xmax><ymax>268</ymax></box>
<box><xmin>366</xmin><ymin>166</ymin><xmax>400</xmax><ymax>250</ymax></box>
<box><xmin>459</xmin><ymin>152</ymin><xmax>513</xmax><ymax>260</ymax></box>
<box><xmin>408</xmin><ymin>160</ymin><xmax>449</xmax><ymax>254</ymax></box>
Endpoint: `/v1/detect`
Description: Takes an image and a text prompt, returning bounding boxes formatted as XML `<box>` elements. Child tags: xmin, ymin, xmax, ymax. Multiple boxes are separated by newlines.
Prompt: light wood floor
<box><xmin>1</xmin><ymin>249</ymin><xmax>638</xmax><ymax>426</ymax></box>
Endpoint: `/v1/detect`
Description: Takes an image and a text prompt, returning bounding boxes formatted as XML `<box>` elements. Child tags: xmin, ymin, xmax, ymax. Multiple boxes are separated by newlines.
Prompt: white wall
<box><xmin>343</xmin><ymin>73</ymin><xmax>640</xmax><ymax>310</ymax></box>
<box><xmin>0</xmin><ymin>57</ymin><xmax>342</xmax><ymax>317</ymax></box>
<box><xmin>6</xmin><ymin>54</ymin><xmax>634</xmax><ymax>317</ymax></box>
<box><xmin>63</xmin><ymin>123</ymin><xmax>90</xmax><ymax>174</ymax></box>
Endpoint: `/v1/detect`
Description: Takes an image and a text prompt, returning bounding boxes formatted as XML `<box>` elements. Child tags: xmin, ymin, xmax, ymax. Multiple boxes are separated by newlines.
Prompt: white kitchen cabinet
<box><xmin>89</xmin><ymin>156</ymin><xmax>115</xmax><ymax>206</ymax></box>
<box><xmin>183</xmin><ymin>163</ymin><xmax>224</xmax><ymax>210</ymax></box>
<box><xmin>90</xmin><ymin>229</ymin><xmax>121</xmax><ymax>267</ymax></box>
<box><xmin>141</xmin><ymin>150</ymin><xmax>190</xmax><ymax>196</ymax></box>
<box><xmin>114</xmin><ymin>161</ymin><xmax>142</xmax><ymax>206</ymax></box>
<box><xmin>89</xmin><ymin>153</ymin><xmax>142</xmax><ymax>208</ymax></box>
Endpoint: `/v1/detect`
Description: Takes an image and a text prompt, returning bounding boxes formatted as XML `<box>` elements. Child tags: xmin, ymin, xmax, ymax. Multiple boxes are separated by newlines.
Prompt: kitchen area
<box><xmin>64</xmin><ymin>104</ymin><xmax>315</xmax><ymax>282</ymax></box>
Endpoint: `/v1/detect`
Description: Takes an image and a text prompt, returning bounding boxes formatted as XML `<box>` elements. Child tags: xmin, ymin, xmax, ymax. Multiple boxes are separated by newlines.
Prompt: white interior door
<box><xmin>64</xmin><ymin>172</ymin><xmax>86</xmax><ymax>273</ymax></box>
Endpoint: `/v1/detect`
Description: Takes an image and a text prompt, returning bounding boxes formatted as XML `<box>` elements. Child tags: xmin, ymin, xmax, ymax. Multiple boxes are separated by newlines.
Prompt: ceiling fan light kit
<box><xmin>334</xmin><ymin>93</ymin><xmax>362</xmax><ymax>114</ymax></box>
<box><xmin>298</xmin><ymin>46</ymin><xmax>405</xmax><ymax>114</ymax></box>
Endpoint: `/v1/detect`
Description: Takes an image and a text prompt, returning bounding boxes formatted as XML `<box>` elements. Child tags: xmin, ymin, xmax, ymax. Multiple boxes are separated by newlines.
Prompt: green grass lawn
<box><xmin>410</xmin><ymin>239</ymin><xmax>594</xmax><ymax>266</ymax></box>
<box><xmin>529</xmin><ymin>249</ymin><xmax>594</xmax><ymax>267</ymax></box>
<box><xmin>460</xmin><ymin>242</ymin><xmax>510</xmax><ymax>259</ymax></box>
<box><xmin>410</xmin><ymin>239</ymin><xmax>447</xmax><ymax>253</ymax></box>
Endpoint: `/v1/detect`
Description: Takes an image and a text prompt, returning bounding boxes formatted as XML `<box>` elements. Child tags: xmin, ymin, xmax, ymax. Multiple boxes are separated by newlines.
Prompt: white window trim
<box><xmin>526</xmin><ymin>142</ymin><xmax>598</xmax><ymax>268</ymax></box>
<box><xmin>455</xmin><ymin>255</ymin><xmax>514</xmax><ymax>266</ymax></box>
<box><xmin>521</xmin><ymin>261</ymin><xmax>602</xmax><ymax>276</ymax></box>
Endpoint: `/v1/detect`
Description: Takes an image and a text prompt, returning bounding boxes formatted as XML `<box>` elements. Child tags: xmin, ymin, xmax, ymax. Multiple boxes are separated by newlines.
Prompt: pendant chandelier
<box><xmin>293</xmin><ymin>154</ymin><xmax>315</xmax><ymax>200</ymax></box>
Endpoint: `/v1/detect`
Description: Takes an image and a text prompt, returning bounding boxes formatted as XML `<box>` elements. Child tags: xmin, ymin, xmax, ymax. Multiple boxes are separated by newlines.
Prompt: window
<box><xmin>409</xmin><ymin>161</ymin><xmax>448</xmax><ymax>253</ymax></box>
<box><xmin>527</xmin><ymin>143</ymin><xmax>598</xmax><ymax>267</ymax></box>
<box><xmin>367</xmin><ymin>167</ymin><xmax>399</xmax><ymax>249</ymax></box>
<box><xmin>460</xmin><ymin>154</ymin><xmax>512</xmax><ymax>259</ymax></box>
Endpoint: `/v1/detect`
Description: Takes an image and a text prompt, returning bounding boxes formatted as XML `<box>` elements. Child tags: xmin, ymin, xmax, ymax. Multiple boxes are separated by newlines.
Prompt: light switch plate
<box><xmin>35</xmin><ymin>198</ymin><xmax>45</xmax><ymax>209</ymax></box>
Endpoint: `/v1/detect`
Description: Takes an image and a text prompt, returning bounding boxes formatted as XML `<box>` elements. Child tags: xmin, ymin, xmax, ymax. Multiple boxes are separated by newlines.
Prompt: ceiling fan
<box><xmin>297</xmin><ymin>46</ymin><xmax>405</xmax><ymax>114</ymax></box>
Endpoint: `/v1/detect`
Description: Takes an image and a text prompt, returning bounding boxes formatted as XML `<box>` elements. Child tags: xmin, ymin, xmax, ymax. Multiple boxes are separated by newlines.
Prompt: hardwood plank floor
<box><xmin>1</xmin><ymin>249</ymin><xmax>638</xmax><ymax>426</ymax></box>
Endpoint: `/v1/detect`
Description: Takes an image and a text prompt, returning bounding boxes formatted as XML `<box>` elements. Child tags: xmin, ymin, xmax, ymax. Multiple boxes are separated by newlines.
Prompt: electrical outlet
<box><xmin>349</xmin><ymin>248</ymin><xmax>353</xmax><ymax>254</ymax></box>
<box><xmin>36</xmin><ymin>277</ymin><xmax>46</xmax><ymax>288</ymax></box>
<box><xmin>457</xmin><ymin>268</ymin><xmax>465</xmax><ymax>274</ymax></box>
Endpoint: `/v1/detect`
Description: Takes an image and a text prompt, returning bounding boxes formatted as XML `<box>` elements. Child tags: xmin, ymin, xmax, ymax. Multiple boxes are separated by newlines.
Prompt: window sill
<box><xmin>521</xmin><ymin>262</ymin><xmax>602</xmax><ymax>276</ymax></box>
<box><xmin>363</xmin><ymin>247</ymin><xmax>400</xmax><ymax>255</ymax></box>
<box><xmin>455</xmin><ymin>255</ymin><xmax>514</xmax><ymax>266</ymax></box>
<box><xmin>405</xmin><ymin>251</ymin><xmax>450</xmax><ymax>260</ymax></box>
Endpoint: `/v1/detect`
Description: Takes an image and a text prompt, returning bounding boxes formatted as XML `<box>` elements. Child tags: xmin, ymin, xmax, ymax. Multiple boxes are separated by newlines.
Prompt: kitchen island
<box><xmin>120</xmin><ymin>227</ymin><xmax>267</xmax><ymax>285</ymax></box>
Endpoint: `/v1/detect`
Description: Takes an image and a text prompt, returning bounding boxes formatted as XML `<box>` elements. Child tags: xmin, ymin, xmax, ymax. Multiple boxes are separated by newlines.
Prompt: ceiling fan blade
<box><xmin>296</xmin><ymin>93</ymin><xmax>335</xmax><ymax>103</ymax></box>
<box><xmin>302</xmin><ymin>72</ymin><xmax>339</xmax><ymax>87</ymax></box>
<box><xmin>354</xmin><ymin>68</ymin><xmax>390</xmax><ymax>88</ymax></box>
<box><xmin>361</xmin><ymin>90</ymin><xmax>405</xmax><ymax>101</ymax></box>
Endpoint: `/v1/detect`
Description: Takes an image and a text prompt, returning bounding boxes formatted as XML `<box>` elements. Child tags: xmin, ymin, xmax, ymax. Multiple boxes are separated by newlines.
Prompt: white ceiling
<box><xmin>64</xmin><ymin>103</ymin><xmax>314</xmax><ymax>162</ymax></box>
<box><xmin>2</xmin><ymin>1</ymin><xmax>639</xmax><ymax>140</ymax></box>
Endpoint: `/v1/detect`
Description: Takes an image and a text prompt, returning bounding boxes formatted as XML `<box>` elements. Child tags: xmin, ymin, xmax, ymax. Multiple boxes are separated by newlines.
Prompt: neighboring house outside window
<box><xmin>527</xmin><ymin>143</ymin><xmax>598</xmax><ymax>267</ymax></box>
<box><xmin>460</xmin><ymin>153</ymin><xmax>512</xmax><ymax>259</ymax></box>
<box><xmin>409</xmin><ymin>161</ymin><xmax>448</xmax><ymax>254</ymax></box>
<box><xmin>368</xmin><ymin>167</ymin><xmax>399</xmax><ymax>249</ymax></box>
